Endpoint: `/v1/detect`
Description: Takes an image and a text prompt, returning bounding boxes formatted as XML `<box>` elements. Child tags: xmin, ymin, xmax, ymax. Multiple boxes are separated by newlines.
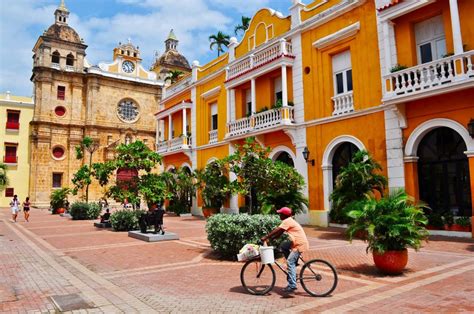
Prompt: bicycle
<box><xmin>240</xmin><ymin>248</ymin><xmax>338</xmax><ymax>297</ymax></box>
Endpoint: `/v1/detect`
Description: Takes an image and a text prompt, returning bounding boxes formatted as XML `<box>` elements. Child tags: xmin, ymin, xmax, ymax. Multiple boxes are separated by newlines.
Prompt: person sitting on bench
<box><xmin>100</xmin><ymin>208</ymin><xmax>111</xmax><ymax>223</ymax></box>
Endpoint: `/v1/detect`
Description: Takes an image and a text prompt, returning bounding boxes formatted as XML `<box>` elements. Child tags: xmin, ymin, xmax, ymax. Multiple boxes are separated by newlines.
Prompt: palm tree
<box><xmin>209</xmin><ymin>31</ymin><xmax>230</xmax><ymax>57</ymax></box>
<box><xmin>165</xmin><ymin>70</ymin><xmax>184</xmax><ymax>84</ymax></box>
<box><xmin>234</xmin><ymin>16</ymin><xmax>251</xmax><ymax>36</ymax></box>
<box><xmin>0</xmin><ymin>163</ymin><xmax>8</xmax><ymax>192</ymax></box>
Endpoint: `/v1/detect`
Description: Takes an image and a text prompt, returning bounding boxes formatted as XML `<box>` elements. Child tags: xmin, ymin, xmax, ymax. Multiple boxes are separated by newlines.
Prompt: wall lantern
<box><xmin>302</xmin><ymin>146</ymin><xmax>315</xmax><ymax>166</ymax></box>
<box><xmin>468</xmin><ymin>119</ymin><xmax>474</xmax><ymax>138</ymax></box>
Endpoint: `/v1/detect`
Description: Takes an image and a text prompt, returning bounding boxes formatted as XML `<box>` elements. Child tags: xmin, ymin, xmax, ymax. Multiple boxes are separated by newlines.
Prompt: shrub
<box><xmin>110</xmin><ymin>209</ymin><xmax>144</xmax><ymax>231</ymax></box>
<box><xmin>455</xmin><ymin>216</ymin><xmax>471</xmax><ymax>227</ymax></box>
<box><xmin>168</xmin><ymin>201</ymin><xmax>189</xmax><ymax>215</ymax></box>
<box><xmin>69</xmin><ymin>202</ymin><xmax>101</xmax><ymax>220</ymax></box>
<box><xmin>206</xmin><ymin>214</ymin><xmax>286</xmax><ymax>259</ymax></box>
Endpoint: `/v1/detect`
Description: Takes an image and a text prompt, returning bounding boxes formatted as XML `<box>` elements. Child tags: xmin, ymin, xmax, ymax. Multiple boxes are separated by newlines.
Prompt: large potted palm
<box><xmin>347</xmin><ymin>190</ymin><xmax>429</xmax><ymax>274</ymax></box>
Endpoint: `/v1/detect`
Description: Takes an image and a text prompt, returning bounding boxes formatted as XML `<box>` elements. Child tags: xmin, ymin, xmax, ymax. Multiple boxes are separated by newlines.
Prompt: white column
<box><xmin>182</xmin><ymin>108</ymin><xmax>187</xmax><ymax>136</ymax></box>
<box><xmin>449</xmin><ymin>0</ymin><xmax>463</xmax><ymax>55</ymax></box>
<box><xmin>228</xmin><ymin>144</ymin><xmax>239</xmax><ymax>214</ymax></box>
<box><xmin>251</xmin><ymin>78</ymin><xmax>256</xmax><ymax>114</ymax></box>
<box><xmin>168</xmin><ymin>115</ymin><xmax>172</xmax><ymax>141</ymax></box>
<box><xmin>226</xmin><ymin>89</ymin><xmax>231</xmax><ymax>124</ymax></box>
<box><xmin>382</xmin><ymin>21</ymin><xmax>392</xmax><ymax>75</ymax></box>
<box><xmin>281</xmin><ymin>65</ymin><xmax>288</xmax><ymax>107</ymax></box>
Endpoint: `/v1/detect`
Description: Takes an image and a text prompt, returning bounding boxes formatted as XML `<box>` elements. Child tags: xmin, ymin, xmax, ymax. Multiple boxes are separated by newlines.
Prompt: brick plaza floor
<box><xmin>1</xmin><ymin>208</ymin><xmax>473</xmax><ymax>313</ymax></box>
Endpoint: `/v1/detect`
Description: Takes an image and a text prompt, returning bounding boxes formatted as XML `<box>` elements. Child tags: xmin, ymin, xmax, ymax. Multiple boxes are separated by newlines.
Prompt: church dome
<box><xmin>157</xmin><ymin>50</ymin><xmax>191</xmax><ymax>70</ymax></box>
<box><xmin>44</xmin><ymin>23</ymin><xmax>82</xmax><ymax>44</ymax></box>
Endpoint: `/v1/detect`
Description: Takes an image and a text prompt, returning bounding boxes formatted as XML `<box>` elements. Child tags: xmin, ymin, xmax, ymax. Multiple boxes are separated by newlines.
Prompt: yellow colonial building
<box><xmin>156</xmin><ymin>0</ymin><xmax>474</xmax><ymax>235</ymax></box>
<box><xmin>0</xmin><ymin>92</ymin><xmax>34</xmax><ymax>207</ymax></box>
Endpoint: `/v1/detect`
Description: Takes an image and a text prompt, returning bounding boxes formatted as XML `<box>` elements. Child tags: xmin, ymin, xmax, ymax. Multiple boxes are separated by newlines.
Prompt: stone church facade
<box><xmin>29</xmin><ymin>1</ymin><xmax>190</xmax><ymax>207</ymax></box>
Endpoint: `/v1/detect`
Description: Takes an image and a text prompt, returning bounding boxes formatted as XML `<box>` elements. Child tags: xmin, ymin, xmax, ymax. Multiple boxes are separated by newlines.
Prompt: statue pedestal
<box><xmin>128</xmin><ymin>231</ymin><xmax>179</xmax><ymax>242</ymax></box>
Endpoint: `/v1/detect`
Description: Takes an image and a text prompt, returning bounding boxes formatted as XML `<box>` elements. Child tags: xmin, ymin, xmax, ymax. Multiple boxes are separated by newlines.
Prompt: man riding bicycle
<box><xmin>261</xmin><ymin>207</ymin><xmax>309</xmax><ymax>293</ymax></box>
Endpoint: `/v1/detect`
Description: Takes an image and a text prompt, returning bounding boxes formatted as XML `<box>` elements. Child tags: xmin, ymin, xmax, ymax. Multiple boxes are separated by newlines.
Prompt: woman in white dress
<box><xmin>10</xmin><ymin>194</ymin><xmax>20</xmax><ymax>222</ymax></box>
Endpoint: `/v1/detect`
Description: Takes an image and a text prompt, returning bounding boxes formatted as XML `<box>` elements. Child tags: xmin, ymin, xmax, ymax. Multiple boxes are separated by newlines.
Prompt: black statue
<box><xmin>139</xmin><ymin>205</ymin><xmax>165</xmax><ymax>234</ymax></box>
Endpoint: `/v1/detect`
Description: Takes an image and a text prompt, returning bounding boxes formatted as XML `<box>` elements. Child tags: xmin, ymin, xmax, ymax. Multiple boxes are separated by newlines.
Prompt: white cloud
<box><xmin>0</xmin><ymin>0</ymin><xmax>289</xmax><ymax>96</ymax></box>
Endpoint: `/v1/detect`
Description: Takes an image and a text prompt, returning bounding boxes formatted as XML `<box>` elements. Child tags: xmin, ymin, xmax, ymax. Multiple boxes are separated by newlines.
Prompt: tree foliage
<box><xmin>223</xmin><ymin>137</ymin><xmax>307</xmax><ymax>215</ymax></box>
<box><xmin>165</xmin><ymin>70</ymin><xmax>184</xmax><ymax>84</ymax></box>
<box><xmin>234</xmin><ymin>16</ymin><xmax>251</xmax><ymax>35</ymax></box>
<box><xmin>209</xmin><ymin>31</ymin><xmax>230</xmax><ymax>57</ymax></box>
<box><xmin>196</xmin><ymin>161</ymin><xmax>229</xmax><ymax>209</ymax></box>
<box><xmin>0</xmin><ymin>163</ymin><xmax>8</xmax><ymax>192</ymax></box>
<box><xmin>330</xmin><ymin>150</ymin><xmax>387</xmax><ymax>224</ymax></box>
<box><xmin>72</xmin><ymin>136</ymin><xmax>99</xmax><ymax>203</ymax></box>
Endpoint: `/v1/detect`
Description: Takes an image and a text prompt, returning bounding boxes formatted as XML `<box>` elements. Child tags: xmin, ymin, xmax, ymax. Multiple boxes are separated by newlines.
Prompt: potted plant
<box><xmin>196</xmin><ymin>161</ymin><xmax>229</xmax><ymax>218</ymax></box>
<box><xmin>50</xmin><ymin>187</ymin><xmax>70</xmax><ymax>214</ymax></box>
<box><xmin>347</xmin><ymin>190</ymin><xmax>429</xmax><ymax>275</ymax></box>
<box><xmin>442</xmin><ymin>211</ymin><xmax>454</xmax><ymax>231</ymax></box>
<box><xmin>453</xmin><ymin>216</ymin><xmax>471</xmax><ymax>232</ymax></box>
<box><xmin>426</xmin><ymin>212</ymin><xmax>444</xmax><ymax>230</ymax></box>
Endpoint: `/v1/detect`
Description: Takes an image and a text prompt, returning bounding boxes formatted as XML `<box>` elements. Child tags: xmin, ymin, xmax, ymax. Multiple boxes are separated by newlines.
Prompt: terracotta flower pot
<box><xmin>373</xmin><ymin>249</ymin><xmax>408</xmax><ymax>275</ymax></box>
<box><xmin>55</xmin><ymin>208</ymin><xmax>65</xmax><ymax>215</ymax></box>
<box><xmin>202</xmin><ymin>207</ymin><xmax>218</xmax><ymax>218</ymax></box>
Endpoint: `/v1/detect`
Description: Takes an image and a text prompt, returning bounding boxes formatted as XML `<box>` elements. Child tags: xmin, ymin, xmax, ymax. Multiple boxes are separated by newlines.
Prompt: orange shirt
<box><xmin>278</xmin><ymin>217</ymin><xmax>309</xmax><ymax>252</ymax></box>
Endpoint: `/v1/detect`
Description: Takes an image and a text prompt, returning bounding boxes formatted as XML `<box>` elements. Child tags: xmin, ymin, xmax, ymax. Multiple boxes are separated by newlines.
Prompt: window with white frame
<box><xmin>210</xmin><ymin>102</ymin><xmax>218</xmax><ymax>131</ymax></box>
<box><xmin>245</xmin><ymin>89</ymin><xmax>252</xmax><ymax>115</ymax></box>
<box><xmin>332</xmin><ymin>50</ymin><xmax>353</xmax><ymax>95</ymax></box>
<box><xmin>274</xmin><ymin>77</ymin><xmax>282</xmax><ymax>103</ymax></box>
<box><xmin>415</xmin><ymin>15</ymin><xmax>446</xmax><ymax>64</ymax></box>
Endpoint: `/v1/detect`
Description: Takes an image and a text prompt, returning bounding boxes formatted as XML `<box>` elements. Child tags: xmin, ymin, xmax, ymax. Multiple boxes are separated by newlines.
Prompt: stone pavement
<box><xmin>1</xmin><ymin>208</ymin><xmax>473</xmax><ymax>313</ymax></box>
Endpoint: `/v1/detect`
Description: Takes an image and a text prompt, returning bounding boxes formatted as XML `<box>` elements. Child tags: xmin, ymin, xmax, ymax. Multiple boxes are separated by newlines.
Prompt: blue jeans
<box><xmin>287</xmin><ymin>250</ymin><xmax>300</xmax><ymax>289</ymax></box>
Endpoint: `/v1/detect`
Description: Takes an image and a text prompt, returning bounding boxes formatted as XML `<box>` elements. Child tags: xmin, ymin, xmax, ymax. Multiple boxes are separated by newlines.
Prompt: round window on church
<box><xmin>51</xmin><ymin>146</ymin><xmax>65</xmax><ymax>160</ymax></box>
<box><xmin>117</xmin><ymin>99</ymin><xmax>139</xmax><ymax>123</ymax></box>
<box><xmin>55</xmin><ymin>106</ymin><xmax>66</xmax><ymax>117</ymax></box>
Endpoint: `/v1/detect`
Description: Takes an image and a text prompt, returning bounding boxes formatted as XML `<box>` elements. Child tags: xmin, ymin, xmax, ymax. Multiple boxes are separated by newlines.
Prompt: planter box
<box><xmin>444</xmin><ymin>224</ymin><xmax>471</xmax><ymax>232</ymax></box>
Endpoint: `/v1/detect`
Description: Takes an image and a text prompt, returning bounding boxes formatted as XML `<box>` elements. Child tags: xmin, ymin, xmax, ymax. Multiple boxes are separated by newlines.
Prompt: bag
<box><xmin>237</xmin><ymin>243</ymin><xmax>260</xmax><ymax>262</ymax></box>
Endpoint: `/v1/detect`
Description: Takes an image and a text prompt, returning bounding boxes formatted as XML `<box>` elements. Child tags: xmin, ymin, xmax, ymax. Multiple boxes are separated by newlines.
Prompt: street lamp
<box><xmin>302</xmin><ymin>146</ymin><xmax>315</xmax><ymax>166</ymax></box>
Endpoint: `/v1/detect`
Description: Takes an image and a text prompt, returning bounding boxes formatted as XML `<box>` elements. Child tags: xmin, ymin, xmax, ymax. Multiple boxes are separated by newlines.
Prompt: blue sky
<box><xmin>0</xmin><ymin>0</ymin><xmax>291</xmax><ymax>97</ymax></box>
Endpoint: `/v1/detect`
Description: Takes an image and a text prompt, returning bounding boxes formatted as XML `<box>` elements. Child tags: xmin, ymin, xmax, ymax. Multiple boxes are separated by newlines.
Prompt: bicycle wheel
<box><xmin>240</xmin><ymin>259</ymin><xmax>276</xmax><ymax>295</ymax></box>
<box><xmin>300</xmin><ymin>259</ymin><xmax>338</xmax><ymax>297</ymax></box>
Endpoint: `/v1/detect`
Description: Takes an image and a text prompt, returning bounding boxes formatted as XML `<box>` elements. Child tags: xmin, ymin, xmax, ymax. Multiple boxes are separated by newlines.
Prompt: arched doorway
<box><xmin>274</xmin><ymin>151</ymin><xmax>294</xmax><ymax>167</ymax></box>
<box><xmin>417</xmin><ymin>127</ymin><xmax>472</xmax><ymax>216</ymax></box>
<box><xmin>331</xmin><ymin>142</ymin><xmax>359</xmax><ymax>187</ymax></box>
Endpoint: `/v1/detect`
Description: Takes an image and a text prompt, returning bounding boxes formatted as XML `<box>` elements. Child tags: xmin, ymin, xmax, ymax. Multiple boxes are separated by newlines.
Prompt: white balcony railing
<box><xmin>227</xmin><ymin>40</ymin><xmax>294</xmax><ymax>81</ymax></box>
<box><xmin>209</xmin><ymin>130</ymin><xmax>218</xmax><ymax>144</ymax></box>
<box><xmin>332</xmin><ymin>91</ymin><xmax>354</xmax><ymax>116</ymax></box>
<box><xmin>156</xmin><ymin>136</ymin><xmax>192</xmax><ymax>154</ymax></box>
<box><xmin>226</xmin><ymin>107</ymin><xmax>294</xmax><ymax>138</ymax></box>
<box><xmin>383</xmin><ymin>51</ymin><xmax>474</xmax><ymax>100</ymax></box>
<box><xmin>65</xmin><ymin>65</ymin><xmax>75</xmax><ymax>72</ymax></box>
<box><xmin>157</xmin><ymin>141</ymin><xmax>168</xmax><ymax>154</ymax></box>
<box><xmin>165</xmin><ymin>76</ymin><xmax>192</xmax><ymax>99</ymax></box>
<box><xmin>51</xmin><ymin>63</ymin><xmax>60</xmax><ymax>70</ymax></box>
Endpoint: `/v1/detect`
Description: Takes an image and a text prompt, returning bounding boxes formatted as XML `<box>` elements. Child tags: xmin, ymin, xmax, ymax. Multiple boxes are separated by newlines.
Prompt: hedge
<box><xmin>110</xmin><ymin>209</ymin><xmax>144</xmax><ymax>231</ymax></box>
<box><xmin>206</xmin><ymin>214</ymin><xmax>285</xmax><ymax>259</ymax></box>
<box><xmin>69</xmin><ymin>202</ymin><xmax>101</xmax><ymax>220</ymax></box>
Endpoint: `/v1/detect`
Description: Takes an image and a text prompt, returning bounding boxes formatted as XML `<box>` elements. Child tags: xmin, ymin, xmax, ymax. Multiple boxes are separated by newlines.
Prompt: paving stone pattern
<box><xmin>0</xmin><ymin>207</ymin><xmax>473</xmax><ymax>313</ymax></box>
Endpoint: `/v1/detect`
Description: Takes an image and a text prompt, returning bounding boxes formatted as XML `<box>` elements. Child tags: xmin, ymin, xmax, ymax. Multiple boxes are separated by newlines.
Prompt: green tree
<box><xmin>165</xmin><ymin>70</ymin><xmax>184</xmax><ymax>84</ymax></box>
<box><xmin>94</xmin><ymin>141</ymin><xmax>163</xmax><ymax>209</ymax></box>
<box><xmin>0</xmin><ymin>163</ymin><xmax>8</xmax><ymax>192</ymax></box>
<box><xmin>234</xmin><ymin>16</ymin><xmax>251</xmax><ymax>35</ymax></box>
<box><xmin>224</xmin><ymin>137</ymin><xmax>307</xmax><ymax>215</ymax></box>
<box><xmin>196</xmin><ymin>161</ymin><xmax>229</xmax><ymax>209</ymax></box>
<box><xmin>72</xmin><ymin>137</ymin><xmax>99</xmax><ymax>203</ymax></box>
<box><xmin>165</xmin><ymin>168</ymin><xmax>196</xmax><ymax>214</ymax></box>
<box><xmin>209</xmin><ymin>31</ymin><xmax>230</xmax><ymax>57</ymax></box>
<box><xmin>330</xmin><ymin>150</ymin><xmax>387</xmax><ymax>224</ymax></box>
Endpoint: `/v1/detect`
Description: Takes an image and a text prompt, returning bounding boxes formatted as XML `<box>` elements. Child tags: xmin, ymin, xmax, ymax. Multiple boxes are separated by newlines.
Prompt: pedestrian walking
<box><xmin>23</xmin><ymin>197</ymin><xmax>31</xmax><ymax>222</ymax></box>
<box><xmin>10</xmin><ymin>195</ymin><xmax>20</xmax><ymax>222</ymax></box>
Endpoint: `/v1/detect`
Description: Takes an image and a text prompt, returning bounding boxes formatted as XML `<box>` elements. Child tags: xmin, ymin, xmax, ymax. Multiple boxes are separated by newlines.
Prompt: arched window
<box><xmin>66</xmin><ymin>53</ymin><xmax>74</xmax><ymax>66</ymax></box>
<box><xmin>51</xmin><ymin>51</ymin><xmax>60</xmax><ymax>64</ymax></box>
<box><xmin>332</xmin><ymin>142</ymin><xmax>359</xmax><ymax>187</ymax></box>
<box><xmin>274</xmin><ymin>151</ymin><xmax>294</xmax><ymax>167</ymax></box>
<box><xmin>418</xmin><ymin>127</ymin><xmax>471</xmax><ymax>216</ymax></box>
